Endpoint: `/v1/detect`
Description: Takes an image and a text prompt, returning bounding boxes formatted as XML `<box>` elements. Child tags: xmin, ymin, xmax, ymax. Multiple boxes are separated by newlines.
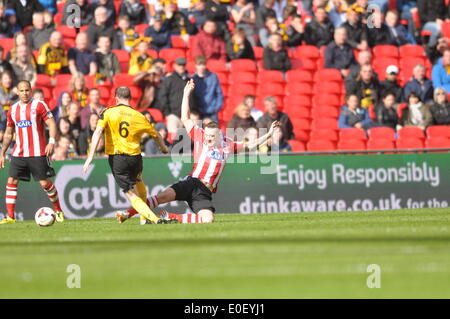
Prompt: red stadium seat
<box><xmin>54</xmin><ymin>13</ymin><xmax>63</xmax><ymax>25</ymax></box>
<box><xmin>229</xmin><ymin>71</ymin><xmax>257</xmax><ymax>84</ymax></box>
<box><xmin>368</xmin><ymin>127</ymin><xmax>396</xmax><ymax>141</ymax></box>
<box><xmin>159</xmin><ymin>48</ymin><xmax>186</xmax><ymax>62</ymax></box>
<box><xmin>285</xmin><ymin>106</ymin><xmax>311</xmax><ymax>119</ymax></box>
<box><xmin>230</xmin><ymin>59</ymin><xmax>257</xmax><ymax>72</ymax></box>
<box><xmin>258</xmin><ymin>82</ymin><xmax>285</xmax><ymax>96</ymax></box>
<box><xmin>399</xmin><ymin>44</ymin><xmax>425</xmax><ymax>57</ymax></box>
<box><xmin>55</xmin><ymin>74</ymin><xmax>72</xmax><ymax>87</ymax></box>
<box><xmin>288</xmin><ymin>140</ymin><xmax>305</xmax><ymax>152</ymax></box>
<box><xmin>284</xmin><ymin>95</ymin><xmax>312</xmax><ymax>108</ymax></box>
<box><xmin>113</xmin><ymin>73</ymin><xmax>135</xmax><ymax>86</ymax></box>
<box><xmin>135</xmin><ymin>24</ymin><xmax>148</xmax><ymax>35</ymax></box>
<box><xmin>35</xmin><ymin>74</ymin><xmax>52</xmax><ymax>87</ymax></box>
<box><xmin>285</xmin><ymin>69</ymin><xmax>313</xmax><ymax>83</ymax></box>
<box><xmin>313</xmin><ymin>106</ymin><xmax>339</xmax><ymax>119</ymax></box>
<box><xmin>257</xmin><ymin>70</ymin><xmax>284</xmax><ymax>83</ymax></box>
<box><xmin>216</xmin><ymin>71</ymin><xmax>229</xmax><ymax>85</ymax></box>
<box><xmin>337</xmin><ymin>139</ymin><xmax>367</xmax><ymax>151</ymax></box>
<box><xmin>339</xmin><ymin>128</ymin><xmax>367</xmax><ymax>141</ymax></box>
<box><xmin>315</xmin><ymin>82</ymin><xmax>341</xmax><ymax>95</ymax></box>
<box><xmin>397</xmin><ymin>126</ymin><xmax>425</xmax><ymax>140</ymax></box>
<box><xmin>148</xmin><ymin>108</ymin><xmax>164</xmax><ymax>122</ymax></box>
<box><xmin>307</xmin><ymin>140</ymin><xmax>336</xmax><ymax>151</ymax></box>
<box><xmin>294</xmin><ymin>45</ymin><xmax>320</xmax><ymax>60</ymax></box>
<box><xmin>56</xmin><ymin>25</ymin><xmax>76</xmax><ymax>39</ymax></box>
<box><xmin>396</xmin><ymin>137</ymin><xmax>424</xmax><ymax>150</ymax></box>
<box><xmin>291</xmin><ymin>118</ymin><xmax>311</xmax><ymax>131</ymax></box>
<box><xmin>285</xmin><ymin>82</ymin><xmax>313</xmax><ymax>96</ymax></box>
<box><xmin>441</xmin><ymin>21</ymin><xmax>450</xmax><ymax>39</ymax></box>
<box><xmin>2</xmin><ymin>38</ymin><xmax>14</xmax><ymax>59</ymax></box>
<box><xmin>228</xmin><ymin>83</ymin><xmax>257</xmax><ymax>96</ymax></box>
<box><xmin>426</xmin><ymin>125</ymin><xmax>450</xmax><ymax>138</ymax></box>
<box><xmin>112</xmin><ymin>49</ymin><xmax>131</xmax><ymax>73</ymax></box>
<box><xmin>366</xmin><ymin>138</ymin><xmax>396</xmax><ymax>151</ymax></box>
<box><xmin>290</xmin><ymin>58</ymin><xmax>317</xmax><ymax>70</ymax></box>
<box><xmin>425</xmin><ymin>137</ymin><xmax>450</xmax><ymax>149</ymax></box>
<box><xmin>207</xmin><ymin>59</ymin><xmax>228</xmax><ymax>73</ymax></box>
<box><xmin>373</xmin><ymin>57</ymin><xmax>399</xmax><ymax>80</ymax></box>
<box><xmin>373</xmin><ymin>45</ymin><xmax>399</xmax><ymax>58</ymax></box>
<box><xmin>310</xmin><ymin>129</ymin><xmax>339</xmax><ymax>142</ymax></box>
<box><xmin>146</xmin><ymin>49</ymin><xmax>158</xmax><ymax>59</ymax></box>
<box><xmin>397</xmin><ymin>103</ymin><xmax>408</xmax><ymax>118</ymax></box>
<box><xmin>171</xmin><ymin>36</ymin><xmax>188</xmax><ymax>49</ymax></box>
<box><xmin>253</xmin><ymin>46</ymin><xmax>264</xmax><ymax>60</ymax></box>
<box><xmin>311</xmin><ymin>117</ymin><xmax>338</xmax><ymax>131</ymax></box>
<box><xmin>314</xmin><ymin>69</ymin><xmax>343</xmax><ymax>83</ymax></box>
<box><xmin>314</xmin><ymin>93</ymin><xmax>341</xmax><ymax>107</ymax></box>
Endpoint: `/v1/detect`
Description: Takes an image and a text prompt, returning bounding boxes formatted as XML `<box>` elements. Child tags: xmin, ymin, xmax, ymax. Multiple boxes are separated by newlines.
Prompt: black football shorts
<box><xmin>170</xmin><ymin>176</ymin><xmax>215</xmax><ymax>214</ymax></box>
<box><xmin>9</xmin><ymin>156</ymin><xmax>55</xmax><ymax>182</ymax></box>
<box><xmin>108</xmin><ymin>154</ymin><xmax>143</xmax><ymax>192</ymax></box>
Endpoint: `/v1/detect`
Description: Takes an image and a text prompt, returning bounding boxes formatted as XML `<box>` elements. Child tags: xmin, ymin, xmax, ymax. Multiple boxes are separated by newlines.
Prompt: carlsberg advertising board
<box><xmin>1</xmin><ymin>153</ymin><xmax>449</xmax><ymax>220</ymax></box>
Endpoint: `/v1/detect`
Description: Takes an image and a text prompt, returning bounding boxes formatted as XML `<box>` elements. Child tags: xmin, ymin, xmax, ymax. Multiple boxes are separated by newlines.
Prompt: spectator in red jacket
<box><xmin>192</xmin><ymin>20</ymin><xmax>227</xmax><ymax>61</ymax></box>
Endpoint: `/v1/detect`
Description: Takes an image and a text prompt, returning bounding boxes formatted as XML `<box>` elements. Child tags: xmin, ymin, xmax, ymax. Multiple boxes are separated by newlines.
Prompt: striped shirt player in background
<box><xmin>116</xmin><ymin>80</ymin><xmax>281</xmax><ymax>224</ymax></box>
<box><xmin>0</xmin><ymin>80</ymin><xmax>64</xmax><ymax>224</ymax></box>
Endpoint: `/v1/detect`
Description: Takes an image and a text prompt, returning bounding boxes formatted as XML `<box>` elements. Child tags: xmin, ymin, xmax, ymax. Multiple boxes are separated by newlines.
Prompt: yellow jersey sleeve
<box><xmin>97</xmin><ymin>108</ymin><xmax>109</xmax><ymax>129</ymax></box>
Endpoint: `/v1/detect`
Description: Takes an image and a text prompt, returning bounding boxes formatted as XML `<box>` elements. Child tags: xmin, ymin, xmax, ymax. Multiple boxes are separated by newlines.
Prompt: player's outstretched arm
<box><xmin>0</xmin><ymin>126</ymin><xmax>14</xmax><ymax>169</ymax></box>
<box><xmin>83</xmin><ymin>126</ymin><xmax>104</xmax><ymax>173</ymax></box>
<box><xmin>181</xmin><ymin>79</ymin><xmax>196</xmax><ymax>133</ymax></box>
<box><xmin>246</xmin><ymin>121</ymin><xmax>281</xmax><ymax>150</ymax></box>
<box><xmin>44</xmin><ymin>117</ymin><xmax>57</xmax><ymax>157</ymax></box>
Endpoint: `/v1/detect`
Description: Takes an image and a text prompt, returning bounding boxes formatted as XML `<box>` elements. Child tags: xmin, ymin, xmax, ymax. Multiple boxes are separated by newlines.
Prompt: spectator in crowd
<box><xmin>133</xmin><ymin>66</ymin><xmax>162</xmax><ymax>111</ymax></box>
<box><xmin>324</xmin><ymin>27</ymin><xmax>356</xmax><ymax>77</ymax></box>
<box><xmin>68</xmin><ymin>32</ymin><xmax>97</xmax><ymax>76</ymax></box>
<box><xmin>52</xmin><ymin>136</ymin><xmax>70</xmax><ymax>161</ymax></box>
<box><xmin>259</xmin><ymin>125</ymin><xmax>292</xmax><ymax>153</ymax></box>
<box><xmin>384</xmin><ymin>9</ymin><xmax>414</xmax><ymax>46</ymax></box>
<box><xmin>256</xmin><ymin>96</ymin><xmax>294</xmax><ymax>142</ymax></box>
<box><xmin>0</xmin><ymin>103</ymin><xmax>6</xmax><ymax>143</ymax></box>
<box><xmin>345</xmin><ymin>64</ymin><xmax>380</xmax><ymax>109</ymax></box>
<box><xmin>153</xmin><ymin>58</ymin><xmax>167</xmax><ymax>77</ymax></box>
<box><xmin>80</xmin><ymin>88</ymin><xmax>105</xmax><ymax>129</ymax></box>
<box><xmin>341</xmin><ymin>7</ymin><xmax>368</xmax><ymax>51</ymax></box>
<box><xmin>86</xmin><ymin>6</ymin><xmax>120</xmax><ymax>51</ymax></box>
<box><xmin>32</xmin><ymin>87</ymin><xmax>44</xmax><ymax>100</ymax></box>
<box><xmin>144</xmin><ymin>122</ymin><xmax>172</xmax><ymax>155</ymax></box>
<box><xmin>53</xmin><ymin>91</ymin><xmax>72</xmax><ymax>121</ymax></box>
<box><xmin>0</xmin><ymin>71</ymin><xmax>17</xmax><ymax>113</ymax></box>
<box><xmin>147</xmin><ymin>0</ymin><xmax>164</xmax><ymax>22</ymax></box>
<box><xmin>95</xmin><ymin>35</ymin><xmax>120</xmax><ymax>84</ymax></box>
<box><xmin>244</xmin><ymin>94</ymin><xmax>263</xmax><ymax>121</ymax></box>
<box><xmin>375</xmin><ymin>92</ymin><xmax>399</xmax><ymax>130</ymax></box>
<box><xmin>380</xmin><ymin>65</ymin><xmax>403</xmax><ymax>103</ymax></box>
<box><xmin>63</xmin><ymin>102</ymin><xmax>82</xmax><ymax>139</ymax></box>
<box><xmin>417</xmin><ymin>0</ymin><xmax>447</xmax><ymax>48</ymax></box>
<box><xmin>256</xmin><ymin>0</ymin><xmax>276</xmax><ymax>30</ymax></box>
<box><xmin>78</xmin><ymin>112</ymin><xmax>104</xmax><ymax>156</ymax></box>
<box><xmin>38</xmin><ymin>0</ymin><xmax>56</xmax><ymax>14</ymax></box>
<box><xmin>192</xmin><ymin>55</ymin><xmax>223</xmax><ymax>121</ymax></box>
<box><xmin>165</xmin><ymin>3</ymin><xmax>197</xmax><ymax>38</ymax></box>
<box><xmin>227</xmin><ymin>103</ymin><xmax>256</xmax><ymax>136</ymax></box>
<box><xmin>349</xmin><ymin>0</ymin><xmax>369</xmax><ymax>23</ymax></box>
<box><xmin>326</xmin><ymin>0</ymin><xmax>349</xmax><ymax>28</ymax></box>
<box><xmin>5</xmin><ymin>31</ymin><xmax>28</xmax><ymax>62</ymax></box>
<box><xmin>0</xmin><ymin>8</ymin><xmax>21</xmax><ymax>38</ymax></box>
<box><xmin>226</xmin><ymin>28</ymin><xmax>255</xmax><ymax>61</ymax></box>
<box><xmin>27</xmin><ymin>12</ymin><xmax>53</xmax><ymax>51</ymax></box>
<box><xmin>426</xmin><ymin>36</ymin><xmax>449</xmax><ymax>66</ymax></box>
<box><xmin>0</xmin><ymin>46</ymin><xmax>16</xmax><ymax>81</ymax></box>
<box><xmin>144</xmin><ymin>14</ymin><xmax>172</xmax><ymax>52</ymax></box>
<box><xmin>259</xmin><ymin>16</ymin><xmax>281</xmax><ymax>48</ymax></box>
<box><xmin>405</xmin><ymin>64</ymin><xmax>434</xmax><ymax>103</ymax></box>
<box><xmin>57</xmin><ymin>117</ymin><xmax>77</xmax><ymax>145</ymax></box>
<box><xmin>432</xmin><ymin>49</ymin><xmax>450</xmax><ymax>93</ymax></box>
<box><xmin>397</xmin><ymin>0</ymin><xmax>417</xmax><ymax>38</ymax></box>
<box><xmin>62</xmin><ymin>0</ymin><xmax>94</xmax><ymax>27</ymax></box>
<box><xmin>192</xmin><ymin>20</ymin><xmax>227</xmax><ymax>61</ymax></box>
<box><xmin>204</xmin><ymin>0</ymin><xmax>230</xmax><ymax>40</ymax></box>
<box><xmin>263</xmin><ymin>33</ymin><xmax>291</xmax><ymax>72</ymax></box>
<box><xmin>69</xmin><ymin>73</ymin><xmax>89</xmax><ymax>108</ymax></box>
<box><xmin>119</xmin><ymin>0</ymin><xmax>147</xmax><ymax>27</ymax></box>
<box><xmin>286</xmin><ymin>15</ymin><xmax>305</xmax><ymax>47</ymax></box>
<box><xmin>91</xmin><ymin>0</ymin><xmax>117</xmax><ymax>27</ymax></box>
<box><xmin>366</xmin><ymin>9</ymin><xmax>394</xmax><ymax>47</ymax></box>
<box><xmin>231</xmin><ymin>0</ymin><xmax>257</xmax><ymax>46</ymax></box>
<box><xmin>338</xmin><ymin>94</ymin><xmax>376</xmax><ymax>130</ymax></box>
<box><xmin>10</xmin><ymin>44</ymin><xmax>37</xmax><ymax>86</ymax></box>
<box><xmin>242</xmin><ymin>126</ymin><xmax>259</xmax><ymax>153</ymax></box>
<box><xmin>116</xmin><ymin>15</ymin><xmax>139</xmax><ymax>53</ymax></box>
<box><xmin>399</xmin><ymin>91</ymin><xmax>432</xmax><ymax>130</ymax></box>
<box><xmin>429</xmin><ymin>87</ymin><xmax>450</xmax><ymax>125</ymax></box>
<box><xmin>128</xmin><ymin>38</ymin><xmax>153</xmax><ymax>75</ymax></box>
<box><xmin>55</xmin><ymin>124</ymin><xmax>78</xmax><ymax>158</ymax></box>
<box><xmin>7</xmin><ymin>0</ymin><xmax>44</xmax><ymax>28</ymax></box>
<box><xmin>37</xmin><ymin>31</ymin><xmax>69</xmax><ymax>77</ymax></box>
<box><xmin>156</xmin><ymin>57</ymin><xmax>191</xmax><ymax>136</ymax></box>
<box><xmin>304</xmin><ymin>6</ymin><xmax>334</xmax><ymax>48</ymax></box>
<box><xmin>190</xmin><ymin>0</ymin><xmax>207</xmax><ymax>28</ymax></box>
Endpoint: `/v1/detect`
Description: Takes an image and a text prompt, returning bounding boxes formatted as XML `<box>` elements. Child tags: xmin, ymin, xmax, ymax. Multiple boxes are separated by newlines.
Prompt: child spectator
<box><xmin>263</xmin><ymin>33</ymin><xmax>291</xmax><ymax>72</ymax></box>
<box><xmin>128</xmin><ymin>38</ymin><xmax>153</xmax><ymax>75</ymax></box>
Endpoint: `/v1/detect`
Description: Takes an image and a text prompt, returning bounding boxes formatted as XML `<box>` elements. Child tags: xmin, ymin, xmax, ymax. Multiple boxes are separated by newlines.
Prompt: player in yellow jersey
<box><xmin>82</xmin><ymin>87</ymin><xmax>177</xmax><ymax>224</ymax></box>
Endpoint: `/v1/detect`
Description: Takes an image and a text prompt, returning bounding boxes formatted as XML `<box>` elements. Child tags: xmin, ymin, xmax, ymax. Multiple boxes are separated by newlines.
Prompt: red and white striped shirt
<box><xmin>189</xmin><ymin>125</ymin><xmax>243</xmax><ymax>192</ymax></box>
<box><xmin>7</xmin><ymin>98</ymin><xmax>53</xmax><ymax>157</ymax></box>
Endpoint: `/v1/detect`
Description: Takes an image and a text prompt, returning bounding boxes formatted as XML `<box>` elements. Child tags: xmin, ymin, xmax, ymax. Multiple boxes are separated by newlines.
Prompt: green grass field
<box><xmin>0</xmin><ymin>209</ymin><xmax>449</xmax><ymax>299</ymax></box>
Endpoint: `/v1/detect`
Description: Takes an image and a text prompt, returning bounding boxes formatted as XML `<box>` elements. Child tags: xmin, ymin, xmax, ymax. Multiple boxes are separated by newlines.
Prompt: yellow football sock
<box><xmin>130</xmin><ymin>196</ymin><xmax>159</xmax><ymax>224</ymax></box>
<box><xmin>136</xmin><ymin>180</ymin><xmax>148</xmax><ymax>202</ymax></box>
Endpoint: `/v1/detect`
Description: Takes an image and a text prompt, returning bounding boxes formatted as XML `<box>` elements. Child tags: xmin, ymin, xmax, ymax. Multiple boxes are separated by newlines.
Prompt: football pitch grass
<box><xmin>0</xmin><ymin>209</ymin><xmax>449</xmax><ymax>299</ymax></box>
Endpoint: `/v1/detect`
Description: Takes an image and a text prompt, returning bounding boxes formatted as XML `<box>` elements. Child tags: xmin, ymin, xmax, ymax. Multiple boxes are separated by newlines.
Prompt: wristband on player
<box><xmin>48</xmin><ymin>137</ymin><xmax>56</xmax><ymax>144</ymax></box>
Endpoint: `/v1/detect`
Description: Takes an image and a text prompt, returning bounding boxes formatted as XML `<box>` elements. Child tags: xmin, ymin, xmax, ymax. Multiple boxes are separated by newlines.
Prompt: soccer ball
<box><xmin>35</xmin><ymin>207</ymin><xmax>56</xmax><ymax>227</ymax></box>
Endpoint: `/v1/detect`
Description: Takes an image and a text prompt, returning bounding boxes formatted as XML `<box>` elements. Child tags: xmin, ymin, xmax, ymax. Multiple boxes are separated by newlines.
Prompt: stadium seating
<box><xmin>311</xmin><ymin>118</ymin><xmax>338</xmax><ymax>131</ymax></box>
<box><xmin>373</xmin><ymin>45</ymin><xmax>399</xmax><ymax>58</ymax></box>
<box><xmin>396</xmin><ymin>137</ymin><xmax>424</xmax><ymax>150</ymax></box>
<box><xmin>337</xmin><ymin>139</ymin><xmax>367</xmax><ymax>151</ymax></box>
<box><xmin>112</xmin><ymin>49</ymin><xmax>131</xmax><ymax>73</ymax></box>
<box><xmin>426</xmin><ymin>125</ymin><xmax>450</xmax><ymax>138</ymax></box>
<box><xmin>339</xmin><ymin>128</ymin><xmax>367</xmax><ymax>141</ymax></box>
<box><xmin>367</xmin><ymin>139</ymin><xmax>396</xmax><ymax>151</ymax></box>
<box><xmin>230</xmin><ymin>59</ymin><xmax>257</xmax><ymax>72</ymax></box>
<box><xmin>307</xmin><ymin>140</ymin><xmax>336</xmax><ymax>151</ymax></box>
<box><xmin>288</xmin><ymin>140</ymin><xmax>305</xmax><ymax>152</ymax></box>
<box><xmin>286</xmin><ymin>69</ymin><xmax>314</xmax><ymax>83</ymax></box>
<box><xmin>286</xmin><ymin>106</ymin><xmax>311</xmax><ymax>119</ymax></box>
<box><xmin>148</xmin><ymin>108</ymin><xmax>164</xmax><ymax>122</ymax></box>
<box><xmin>312</xmin><ymin>106</ymin><xmax>339</xmax><ymax>119</ymax></box>
<box><xmin>309</xmin><ymin>129</ymin><xmax>339</xmax><ymax>142</ymax></box>
<box><xmin>397</xmin><ymin>127</ymin><xmax>425</xmax><ymax>140</ymax></box>
<box><xmin>368</xmin><ymin>127</ymin><xmax>396</xmax><ymax>141</ymax></box>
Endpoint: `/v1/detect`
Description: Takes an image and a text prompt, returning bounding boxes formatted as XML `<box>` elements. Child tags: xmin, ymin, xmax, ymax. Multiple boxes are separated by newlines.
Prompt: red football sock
<box><xmin>171</xmin><ymin>213</ymin><xmax>202</xmax><ymax>224</ymax></box>
<box><xmin>5</xmin><ymin>183</ymin><xmax>17</xmax><ymax>219</ymax></box>
<box><xmin>43</xmin><ymin>182</ymin><xmax>62</xmax><ymax>212</ymax></box>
